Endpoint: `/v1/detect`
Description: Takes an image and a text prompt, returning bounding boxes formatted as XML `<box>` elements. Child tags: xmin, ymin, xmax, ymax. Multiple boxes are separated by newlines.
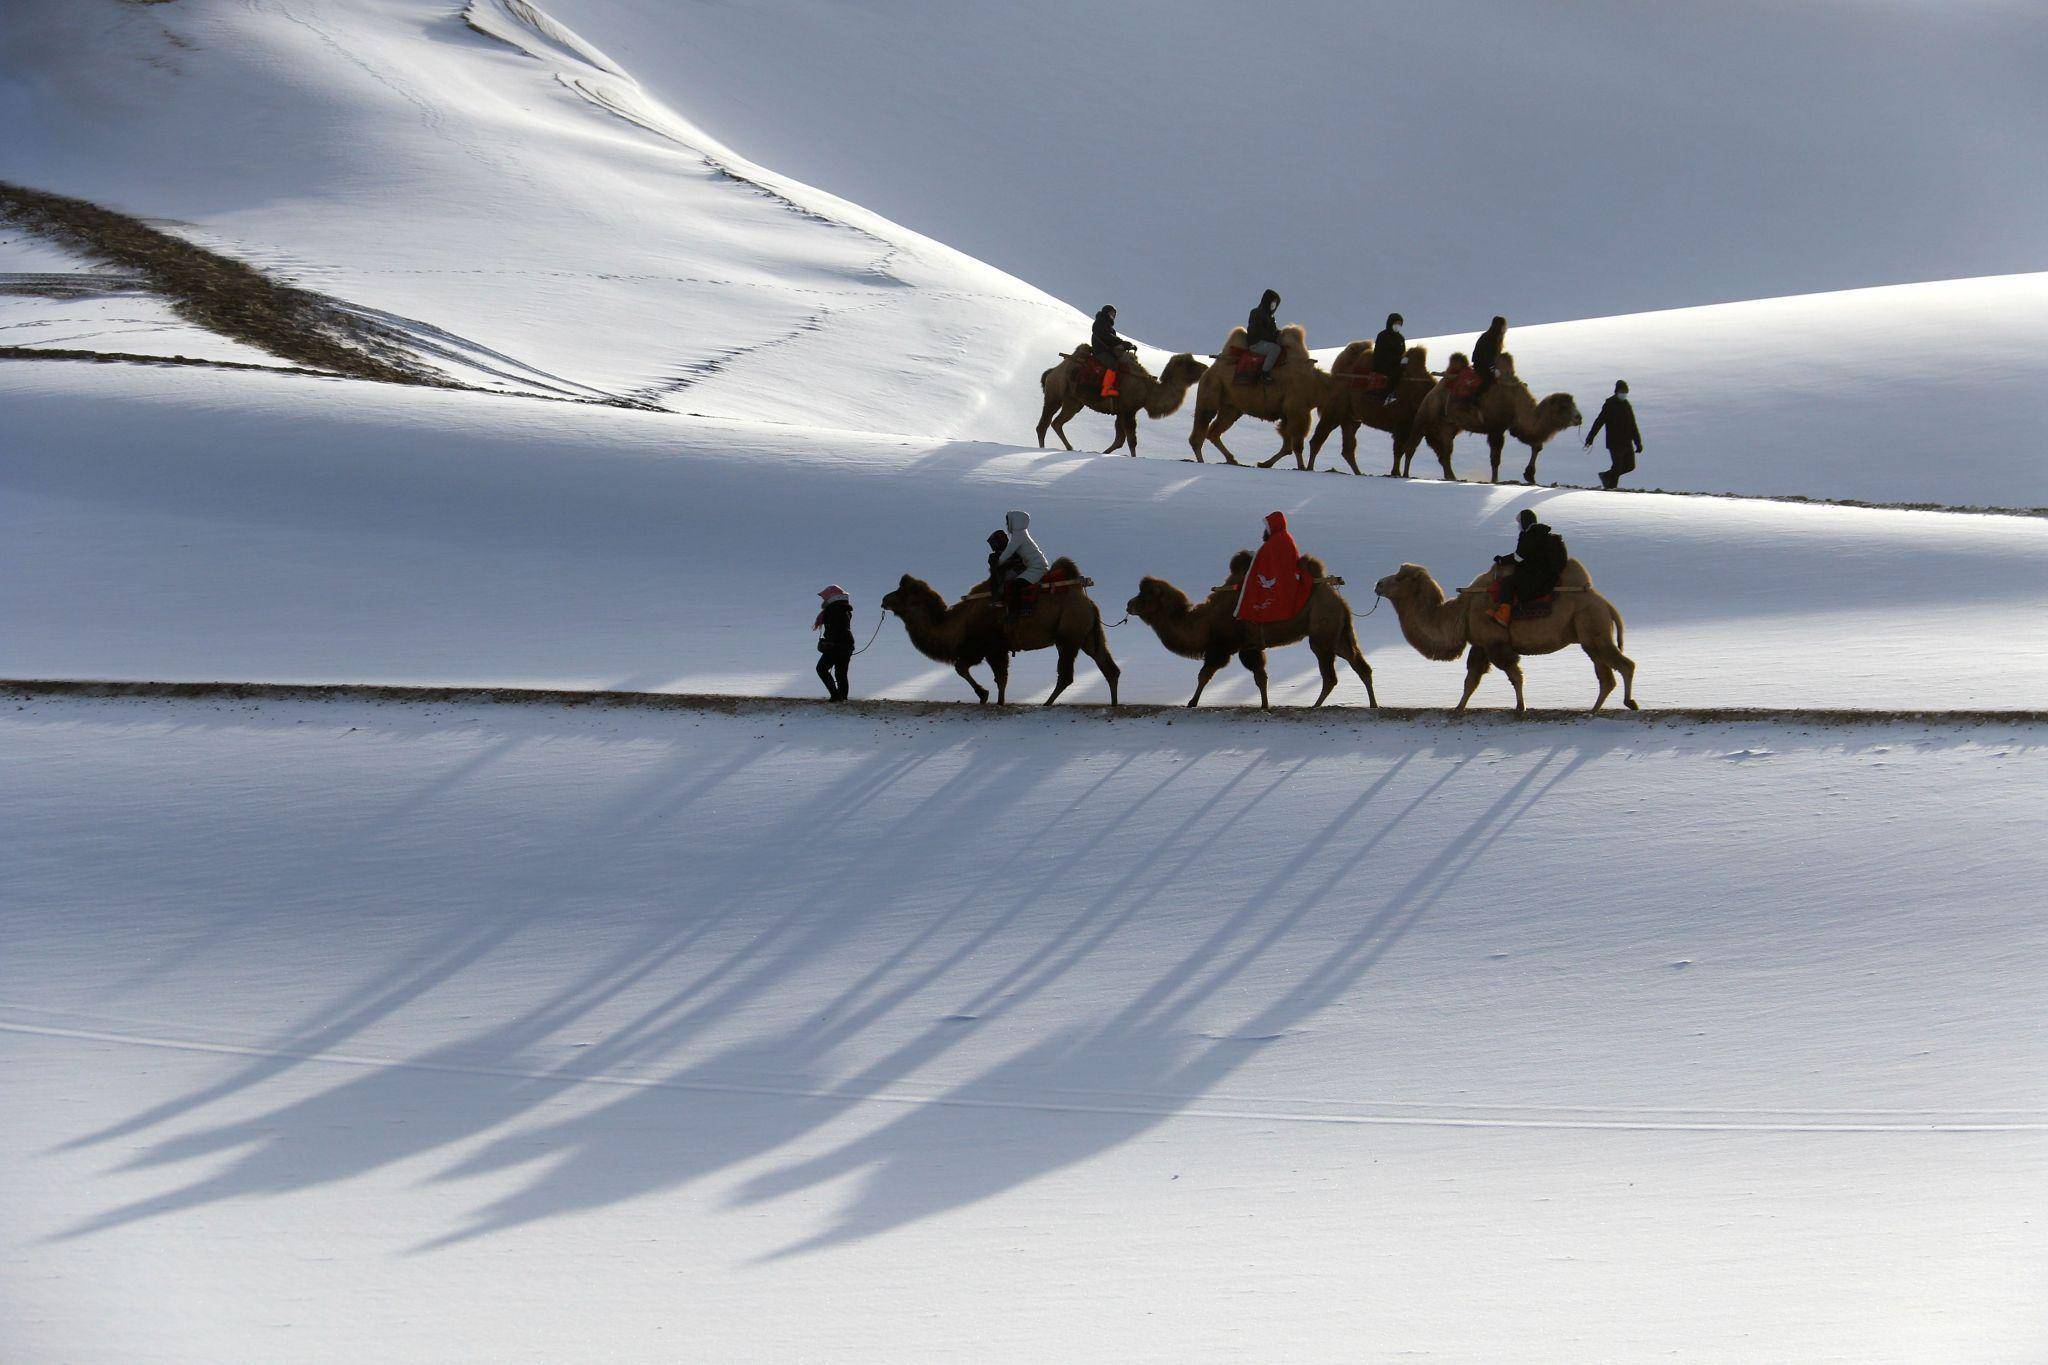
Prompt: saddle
<box><xmin>1486</xmin><ymin>576</ymin><xmax>1556</xmax><ymax>620</ymax></box>
<box><xmin>1444</xmin><ymin>368</ymin><xmax>1480</xmax><ymax>399</ymax></box>
<box><xmin>1348</xmin><ymin>371</ymin><xmax>1392</xmax><ymax>392</ymax></box>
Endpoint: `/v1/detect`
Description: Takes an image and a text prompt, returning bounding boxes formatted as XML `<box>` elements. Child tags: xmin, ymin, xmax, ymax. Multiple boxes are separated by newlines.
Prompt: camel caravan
<box><xmin>1036</xmin><ymin>295</ymin><xmax>1638</xmax><ymax>487</ymax></box>
<box><xmin>842</xmin><ymin>506</ymin><xmax>1638</xmax><ymax>714</ymax></box>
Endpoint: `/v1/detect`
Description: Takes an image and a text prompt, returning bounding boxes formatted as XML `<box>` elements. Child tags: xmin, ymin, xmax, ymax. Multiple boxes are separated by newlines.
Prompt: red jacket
<box><xmin>1236</xmin><ymin>511</ymin><xmax>1311</xmax><ymax>622</ymax></box>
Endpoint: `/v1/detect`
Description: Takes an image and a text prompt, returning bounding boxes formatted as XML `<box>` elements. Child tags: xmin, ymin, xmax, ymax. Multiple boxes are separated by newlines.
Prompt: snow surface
<box><xmin>4</xmin><ymin>0</ymin><xmax>2047</xmax><ymax>1359</ymax></box>
<box><xmin>5</xmin><ymin>695</ymin><xmax>2045</xmax><ymax>1361</ymax></box>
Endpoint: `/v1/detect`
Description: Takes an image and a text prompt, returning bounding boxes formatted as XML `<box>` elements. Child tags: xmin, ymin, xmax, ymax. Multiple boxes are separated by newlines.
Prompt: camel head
<box><xmin>1126</xmin><ymin>576</ymin><xmax>1189</xmax><ymax>622</ymax></box>
<box><xmin>1373</xmin><ymin>563</ymin><xmax>1435</xmax><ymax>601</ymax></box>
<box><xmin>1538</xmin><ymin>392</ymin><xmax>1582</xmax><ymax>432</ymax></box>
<box><xmin>880</xmin><ymin>573</ymin><xmax>942</xmax><ymax>619</ymax></box>
<box><xmin>1227</xmin><ymin>549</ymin><xmax>1254</xmax><ymax>580</ymax></box>
<box><xmin>1144</xmin><ymin>353</ymin><xmax>1207</xmax><ymax>417</ymax></box>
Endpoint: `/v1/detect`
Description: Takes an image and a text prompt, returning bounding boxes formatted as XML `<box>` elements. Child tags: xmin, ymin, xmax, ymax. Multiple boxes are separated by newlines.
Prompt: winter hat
<box><xmin>1516</xmin><ymin>509</ymin><xmax>1538</xmax><ymax>528</ymax></box>
<box><xmin>814</xmin><ymin>584</ymin><xmax>849</xmax><ymax>630</ymax></box>
<box><xmin>1614</xmin><ymin>380</ymin><xmax>1629</xmax><ymax>394</ymax></box>
<box><xmin>1387</xmin><ymin>312</ymin><xmax>1404</xmax><ymax>327</ymax></box>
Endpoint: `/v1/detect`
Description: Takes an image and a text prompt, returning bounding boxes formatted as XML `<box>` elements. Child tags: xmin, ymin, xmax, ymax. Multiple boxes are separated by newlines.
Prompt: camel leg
<box><xmin>1588</xmin><ymin>638</ymin><xmax>1639</xmax><ymax>711</ymax></box>
<box><xmin>1487</xmin><ymin>432</ymin><xmax>1507</xmax><ymax>483</ymax></box>
<box><xmin>1103</xmin><ymin>413</ymin><xmax>1128</xmax><ymax>455</ymax></box>
<box><xmin>1308</xmin><ymin>413</ymin><xmax>1337</xmax><ymax>463</ymax></box>
<box><xmin>1499</xmin><ymin>654</ymin><xmax>1527</xmax><ymax>712</ymax></box>
<box><xmin>1046</xmin><ymin>639</ymin><xmax>1078</xmax><ymax>705</ymax></box>
<box><xmin>1207</xmin><ymin>412</ymin><xmax>1244</xmax><ymax>465</ymax></box>
<box><xmin>1522</xmin><ymin>442</ymin><xmax>1541</xmax><ymax>485</ymax></box>
<box><xmin>1035</xmin><ymin>393</ymin><xmax>1058</xmax><ymax>448</ymax></box>
<box><xmin>1453</xmin><ymin>647</ymin><xmax>1491</xmax><ymax>714</ymax></box>
<box><xmin>1339</xmin><ymin>421</ymin><xmax>1363</xmax><ymax>476</ymax></box>
<box><xmin>956</xmin><ymin>659</ymin><xmax>989</xmax><ymax>704</ymax></box>
<box><xmin>1432</xmin><ymin>433</ymin><xmax>1457</xmax><ymax>480</ymax></box>
<box><xmin>1346</xmin><ymin>646</ymin><xmax>1377</xmax><ymax>708</ymax></box>
<box><xmin>1188</xmin><ymin>404</ymin><xmax>1214</xmax><ymax>462</ymax></box>
<box><xmin>1121</xmin><ymin>413</ymin><xmax>1140</xmax><ymax>458</ymax></box>
<box><xmin>1310</xmin><ymin>645</ymin><xmax>1340</xmax><ymax>707</ymax></box>
<box><xmin>1239</xmin><ymin>647</ymin><xmax>1271</xmax><ymax>711</ymax></box>
<box><xmin>1049</xmin><ymin>399</ymin><xmax>1088</xmax><ymax>453</ymax></box>
<box><xmin>1187</xmin><ymin>649</ymin><xmax>1230</xmax><ymax>707</ymax></box>
<box><xmin>1281</xmin><ymin>412</ymin><xmax>1311</xmax><ymax>470</ymax></box>
<box><xmin>1590</xmin><ymin>653</ymin><xmax>1616</xmax><ymax>711</ymax></box>
<box><xmin>1082</xmin><ymin>624</ymin><xmax>1121</xmax><ymax>706</ymax></box>
<box><xmin>989</xmin><ymin>650</ymin><xmax>1010</xmax><ymax>706</ymax></box>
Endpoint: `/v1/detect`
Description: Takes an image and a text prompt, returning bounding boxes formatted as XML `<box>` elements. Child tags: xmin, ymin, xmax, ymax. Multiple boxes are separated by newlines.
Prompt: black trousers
<box><xmin>817</xmin><ymin>647</ymin><xmax>851</xmax><ymax>700</ymax></box>
<box><xmin>1604</xmin><ymin>444</ymin><xmax>1638</xmax><ymax>482</ymax></box>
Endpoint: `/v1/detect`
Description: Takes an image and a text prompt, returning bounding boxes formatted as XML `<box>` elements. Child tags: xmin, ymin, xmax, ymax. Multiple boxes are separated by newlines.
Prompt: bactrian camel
<box><xmin>881</xmin><ymin>560</ymin><xmax>1121</xmax><ymax>706</ymax></box>
<box><xmin>1406</xmin><ymin>355</ymin><xmax>1581</xmax><ymax>483</ymax></box>
<box><xmin>1126</xmin><ymin>551</ymin><xmax>1377</xmax><ymax>708</ymax></box>
<box><xmin>1190</xmin><ymin>325</ymin><xmax>1330</xmax><ymax>467</ymax></box>
<box><xmin>1037</xmin><ymin>348</ymin><xmax>1206</xmax><ymax>458</ymax></box>
<box><xmin>1306</xmin><ymin>342</ymin><xmax>1436</xmax><ymax>476</ymax></box>
<box><xmin>1372</xmin><ymin>560</ymin><xmax>1637</xmax><ymax>712</ymax></box>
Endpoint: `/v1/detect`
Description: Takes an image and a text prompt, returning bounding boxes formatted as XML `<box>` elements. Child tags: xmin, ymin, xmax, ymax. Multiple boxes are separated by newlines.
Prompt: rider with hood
<box><xmin>1236</xmin><ymin>510</ymin><xmax>1312</xmax><ymax>623</ymax></box>
<box><xmin>1247</xmin><ymin>289</ymin><xmax>1284</xmax><ymax>377</ymax></box>
<box><xmin>1091</xmin><ymin>305</ymin><xmax>1136</xmax><ymax>397</ymax></box>
<box><xmin>992</xmin><ymin>509</ymin><xmax>1049</xmax><ymax>620</ymax></box>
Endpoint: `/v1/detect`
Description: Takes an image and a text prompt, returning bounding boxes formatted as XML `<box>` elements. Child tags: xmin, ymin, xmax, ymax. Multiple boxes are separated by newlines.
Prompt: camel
<box><xmin>1304</xmin><ymin>342</ymin><xmax>1436</xmax><ymax>476</ymax></box>
<box><xmin>1371</xmin><ymin>560</ymin><xmax>1638</xmax><ymax>713</ymax></box>
<box><xmin>880</xmin><ymin>559</ymin><xmax>1121</xmax><ymax>706</ymax></box>
<box><xmin>1126</xmin><ymin>551</ymin><xmax>1377</xmax><ymax>708</ymax></box>
<box><xmin>1406</xmin><ymin>356</ymin><xmax>1581</xmax><ymax>483</ymax></box>
<box><xmin>1188</xmin><ymin>324</ymin><xmax>1331</xmax><ymax>467</ymax></box>
<box><xmin>1037</xmin><ymin>348</ymin><xmax>1206</xmax><ymax>458</ymax></box>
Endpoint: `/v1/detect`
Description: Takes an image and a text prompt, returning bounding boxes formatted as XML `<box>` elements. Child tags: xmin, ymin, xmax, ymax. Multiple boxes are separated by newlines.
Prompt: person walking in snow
<box><xmin>1584</xmin><ymin>380</ymin><xmax>1644</xmax><ymax>488</ymax></box>
<box><xmin>814</xmin><ymin>585</ymin><xmax>855</xmax><ymax>702</ymax></box>
<box><xmin>1091</xmin><ymin>305</ymin><xmax>1136</xmax><ymax>398</ymax></box>
<box><xmin>1246</xmin><ymin>289</ymin><xmax>1285</xmax><ymax>378</ymax></box>
<box><xmin>991</xmin><ymin>509</ymin><xmax>1048</xmax><ymax>623</ymax></box>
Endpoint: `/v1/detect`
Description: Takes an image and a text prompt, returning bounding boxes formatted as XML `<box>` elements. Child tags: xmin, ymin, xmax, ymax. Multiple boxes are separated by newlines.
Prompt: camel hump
<box><xmin>1298</xmin><ymin>553</ymin><xmax>1327</xmax><ymax>580</ymax></box>
<box><xmin>1218</xmin><ymin>325</ymin><xmax>1250</xmax><ymax>354</ymax></box>
<box><xmin>1557</xmin><ymin>558</ymin><xmax>1592</xmax><ymax>590</ymax></box>
<box><xmin>1046</xmin><ymin>556</ymin><xmax>1083</xmax><ymax>582</ymax></box>
<box><xmin>1331</xmin><ymin>341</ymin><xmax>1373</xmax><ymax>376</ymax></box>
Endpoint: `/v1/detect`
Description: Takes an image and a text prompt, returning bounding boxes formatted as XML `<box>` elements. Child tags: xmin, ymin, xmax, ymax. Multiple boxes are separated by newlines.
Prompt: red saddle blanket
<box><xmin>1075</xmin><ymin>353</ymin><xmax>1106</xmax><ymax>384</ymax></box>
<box><xmin>1348</xmin><ymin>371</ymin><xmax>1392</xmax><ymax>392</ymax></box>
<box><xmin>1225</xmin><ymin>346</ymin><xmax>1266</xmax><ymax>380</ymax></box>
<box><xmin>1445</xmin><ymin>368</ymin><xmax>1481</xmax><ymax>398</ymax></box>
<box><xmin>1487</xmin><ymin>580</ymin><xmax>1554</xmax><ymax>620</ymax></box>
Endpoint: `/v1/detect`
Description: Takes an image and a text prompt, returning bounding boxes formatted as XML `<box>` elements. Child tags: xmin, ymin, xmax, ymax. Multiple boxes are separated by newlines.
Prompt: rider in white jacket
<box><xmin>999</xmin><ymin>510</ymin><xmax>1048</xmax><ymax>584</ymax></box>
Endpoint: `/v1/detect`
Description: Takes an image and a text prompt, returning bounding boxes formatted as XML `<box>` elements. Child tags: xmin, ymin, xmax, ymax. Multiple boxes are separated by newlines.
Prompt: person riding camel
<box><xmin>1246</xmin><ymin>289</ymin><xmax>1284</xmax><ymax>381</ymax></box>
<box><xmin>1469</xmin><ymin>315</ymin><xmax>1508</xmax><ymax>404</ymax></box>
<box><xmin>1490</xmin><ymin>508</ymin><xmax>1567</xmax><ymax>626</ymax></box>
<box><xmin>1585</xmin><ymin>380</ymin><xmax>1645</xmax><ymax>489</ymax></box>
<box><xmin>1236</xmin><ymin>511</ymin><xmax>1312</xmax><ymax>623</ymax></box>
<box><xmin>1369</xmin><ymin>312</ymin><xmax>1406</xmax><ymax>403</ymax></box>
<box><xmin>1091</xmin><ymin>305</ymin><xmax>1136</xmax><ymax>399</ymax></box>
<box><xmin>992</xmin><ymin>509</ymin><xmax>1049</xmax><ymax>625</ymax></box>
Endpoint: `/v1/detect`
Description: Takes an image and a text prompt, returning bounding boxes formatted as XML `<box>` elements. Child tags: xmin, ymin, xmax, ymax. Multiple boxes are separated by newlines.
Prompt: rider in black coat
<box><xmin>1470</xmin><ymin>315</ymin><xmax>1508</xmax><ymax>398</ymax></box>
<box><xmin>1369</xmin><ymin>312</ymin><xmax>1406</xmax><ymax>400</ymax></box>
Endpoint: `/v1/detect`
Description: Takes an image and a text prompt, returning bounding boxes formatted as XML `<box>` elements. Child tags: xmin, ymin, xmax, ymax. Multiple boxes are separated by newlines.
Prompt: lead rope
<box><xmin>1352</xmin><ymin>592</ymin><xmax>1382</xmax><ymax>620</ymax></box>
<box><xmin>847</xmin><ymin>609</ymin><xmax>887</xmax><ymax>656</ymax></box>
<box><xmin>1104</xmin><ymin>614</ymin><xmax>1130</xmax><ymax>628</ymax></box>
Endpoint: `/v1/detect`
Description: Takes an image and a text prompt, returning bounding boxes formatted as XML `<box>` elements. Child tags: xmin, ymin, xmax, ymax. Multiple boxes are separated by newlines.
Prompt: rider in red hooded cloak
<box><xmin>1236</xmin><ymin>510</ymin><xmax>1312</xmax><ymax>623</ymax></box>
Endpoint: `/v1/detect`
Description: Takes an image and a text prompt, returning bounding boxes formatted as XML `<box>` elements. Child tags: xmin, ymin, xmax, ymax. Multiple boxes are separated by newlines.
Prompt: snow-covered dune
<box><xmin>2</xmin><ymin>0</ymin><xmax>2042</xmax><ymax>507</ymax></box>
<box><xmin>0</xmin><ymin>0</ymin><xmax>1082</xmax><ymax>432</ymax></box>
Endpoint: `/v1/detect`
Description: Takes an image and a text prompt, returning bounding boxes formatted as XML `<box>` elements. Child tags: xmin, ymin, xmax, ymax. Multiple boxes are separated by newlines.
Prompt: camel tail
<box><xmin>1613</xmin><ymin>605</ymin><xmax>1625</xmax><ymax>651</ymax></box>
